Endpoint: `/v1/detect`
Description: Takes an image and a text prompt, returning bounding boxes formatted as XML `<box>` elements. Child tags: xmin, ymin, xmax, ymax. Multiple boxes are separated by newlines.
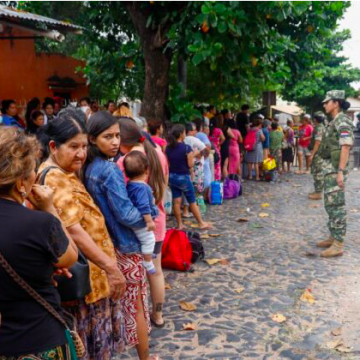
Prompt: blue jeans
<box><xmin>169</xmin><ymin>173</ymin><xmax>196</xmax><ymax>204</ymax></box>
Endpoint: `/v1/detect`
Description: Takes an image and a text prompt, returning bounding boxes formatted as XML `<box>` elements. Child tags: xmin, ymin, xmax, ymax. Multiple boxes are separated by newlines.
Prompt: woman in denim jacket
<box><xmin>84</xmin><ymin>112</ymin><xmax>159</xmax><ymax>360</ymax></box>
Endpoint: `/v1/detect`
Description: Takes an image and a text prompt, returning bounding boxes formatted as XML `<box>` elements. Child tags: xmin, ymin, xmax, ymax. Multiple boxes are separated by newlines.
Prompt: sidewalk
<box><xmin>120</xmin><ymin>171</ymin><xmax>360</xmax><ymax>359</ymax></box>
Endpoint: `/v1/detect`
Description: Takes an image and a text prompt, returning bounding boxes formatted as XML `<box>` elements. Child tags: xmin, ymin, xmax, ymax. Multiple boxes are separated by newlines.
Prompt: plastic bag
<box><xmin>164</xmin><ymin>186</ymin><xmax>172</xmax><ymax>215</ymax></box>
<box><xmin>263</xmin><ymin>157</ymin><xmax>276</xmax><ymax>171</ymax></box>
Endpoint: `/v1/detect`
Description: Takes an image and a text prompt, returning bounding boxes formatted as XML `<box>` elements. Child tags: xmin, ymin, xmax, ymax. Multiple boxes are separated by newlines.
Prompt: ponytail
<box><xmin>340</xmin><ymin>100</ymin><xmax>351</xmax><ymax>111</ymax></box>
<box><xmin>167</xmin><ymin>124</ymin><xmax>185</xmax><ymax>148</ymax></box>
<box><xmin>334</xmin><ymin>99</ymin><xmax>351</xmax><ymax>111</ymax></box>
<box><xmin>119</xmin><ymin>118</ymin><xmax>166</xmax><ymax>204</ymax></box>
<box><xmin>143</xmin><ymin>139</ymin><xmax>165</xmax><ymax>204</ymax></box>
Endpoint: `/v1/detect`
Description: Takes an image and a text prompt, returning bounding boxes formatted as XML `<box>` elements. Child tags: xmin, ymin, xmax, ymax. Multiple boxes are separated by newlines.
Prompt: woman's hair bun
<box><xmin>342</xmin><ymin>101</ymin><xmax>351</xmax><ymax>111</ymax></box>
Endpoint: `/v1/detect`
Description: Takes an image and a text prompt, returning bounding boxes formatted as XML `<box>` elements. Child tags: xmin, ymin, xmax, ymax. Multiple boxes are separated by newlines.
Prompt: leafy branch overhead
<box><xmin>19</xmin><ymin>1</ymin><xmax>359</xmax><ymax>118</ymax></box>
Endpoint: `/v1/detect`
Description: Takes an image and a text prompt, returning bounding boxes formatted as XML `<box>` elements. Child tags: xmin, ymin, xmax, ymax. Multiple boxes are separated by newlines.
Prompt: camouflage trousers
<box><xmin>310</xmin><ymin>154</ymin><xmax>324</xmax><ymax>193</ymax></box>
<box><xmin>323</xmin><ymin>169</ymin><xmax>348</xmax><ymax>243</ymax></box>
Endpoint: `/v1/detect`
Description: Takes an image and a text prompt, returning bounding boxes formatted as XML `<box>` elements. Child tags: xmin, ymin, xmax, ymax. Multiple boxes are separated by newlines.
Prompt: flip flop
<box><xmin>150</xmin><ymin>317</ymin><xmax>165</xmax><ymax>328</ymax></box>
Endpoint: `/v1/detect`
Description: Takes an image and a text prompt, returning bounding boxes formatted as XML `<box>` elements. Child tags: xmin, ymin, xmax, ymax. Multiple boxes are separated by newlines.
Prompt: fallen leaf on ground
<box><xmin>261</xmin><ymin>203</ymin><xmax>270</xmax><ymax>208</ymax></box>
<box><xmin>179</xmin><ymin>301</ymin><xmax>197</xmax><ymax>311</ymax></box>
<box><xmin>308</xmin><ymin>204</ymin><xmax>320</xmax><ymax>208</ymax></box>
<box><xmin>258</xmin><ymin>212</ymin><xmax>269</xmax><ymax>218</ymax></box>
<box><xmin>201</xmin><ymin>234</ymin><xmax>210</xmax><ymax>239</ymax></box>
<box><xmin>293</xmin><ymin>184</ymin><xmax>302</xmax><ymax>188</ymax></box>
<box><xmin>271</xmin><ymin>314</ymin><xmax>287</xmax><ymax>323</ymax></box>
<box><xmin>234</xmin><ymin>287</ymin><xmax>245</xmax><ymax>293</ymax></box>
<box><xmin>305</xmin><ymin>250</ymin><xmax>318</xmax><ymax>258</ymax></box>
<box><xmin>251</xmin><ymin>223</ymin><xmax>264</xmax><ymax>229</ymax></box>
<box><xmin>331</xmin><ymin>327</ymin><xmax>342</xmax><ymax>336</ymax></box>
<box><xmin>350</xmin><ymin>209</ymin><xmax>359</xmax><ymax>213</ymax></box>
<box><xmin>190</xmin><ymin>224</ymin><xmax>199</xmax><ymax>228</ymax></box>
<box><xmin>326</xmin><ymin>338</ymin><xmax>344</xmax><ymax>349</ymax></box>
<box><xmin>165</xmin><ymin>283</ymin><xmax>172</xmax><ymax>290</ymax></box>
<box><xmin>209</xmin><ymin>233</ymin><xmax>220</xmax><ymax>237</ymax></box>
<box><xmin>205</xmin><ymin>258</ymin><xmax>222</xmax><ymax>265</ymax></box>
<box><xmin>205</xmin><ymin>258</ymin><xmax>228</xmax><ymax>266</ymax></box>
<box><xmin>184</xmin><ymin>221</ymin><xmax>193</xmax><ymax>225</ymax></box>
<box><xmin>219</xmin><ymin>259</ymin><xmax>230</xmax><ymax>265</ymax></box>
<box><xmin>237</xmin><ymin>218</ymin><xmax>249</xmax><ymax>223</ymax></box>
<box><xmin>183</xmin><ymin>322</ymin><xmax>197</xmax><ymax>330</ymax></box>
<box><xmin>300</xmin><ymin>289</ymin><xmax>315</xmax><ymax>304</ymax></box>
<box><xmin>336</xmin><ymin>345</ymin><xmax>352</xmax><ymax>353</ymax></box>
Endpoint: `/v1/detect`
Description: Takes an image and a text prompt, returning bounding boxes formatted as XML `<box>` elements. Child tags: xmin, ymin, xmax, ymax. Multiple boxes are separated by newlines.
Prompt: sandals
<box><xmin>150</xmin><ymin>316</ymin><xmax>166</xmax><ymax>329</ymax></box>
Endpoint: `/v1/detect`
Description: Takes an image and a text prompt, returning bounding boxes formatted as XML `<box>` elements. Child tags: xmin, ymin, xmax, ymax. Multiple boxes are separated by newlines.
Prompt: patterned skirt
<box><xmin>64</xmin><ymin>297</ymin><xmax>125</xmax><ymax>360</ymax></box>
<box><xmin>0</xmin><ymin>344</ymin><xmax>71</xmax><ymax>360</ymax></box>
<box><xmin>115</xmin><ymin>251</ymin><xmax>151</xmax><ymax>347</ymax></box>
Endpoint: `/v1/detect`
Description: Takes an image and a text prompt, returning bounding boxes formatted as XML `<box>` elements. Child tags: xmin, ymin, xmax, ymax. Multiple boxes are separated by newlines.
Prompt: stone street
<box><xmin>120</xmin><ymin>172</ymin><xmax>360</xmax><ymax>360</ymax></box>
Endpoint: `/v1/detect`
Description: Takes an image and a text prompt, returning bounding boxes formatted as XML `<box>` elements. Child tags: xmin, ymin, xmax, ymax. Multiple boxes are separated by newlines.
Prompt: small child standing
<box><xmin>123</xmin><ymin>151</ymin><xmax>159</xmax><ymax>274</ymax></box>
<box><xmin>269</xmin><ymin>122</ymin><xmax>284</xmax><ymax>174</ymax></box>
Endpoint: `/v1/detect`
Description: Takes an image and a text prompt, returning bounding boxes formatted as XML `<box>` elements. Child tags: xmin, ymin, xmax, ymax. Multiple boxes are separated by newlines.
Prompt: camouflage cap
<box><xmin>314</xmin><ymin>111</ymin><xmax>325</xmax><ymax>117</ymax></box>
<box><xmin>322</xmin><ymin>90</ymin><xmax>345</xmax><ymax>103</ymax></box>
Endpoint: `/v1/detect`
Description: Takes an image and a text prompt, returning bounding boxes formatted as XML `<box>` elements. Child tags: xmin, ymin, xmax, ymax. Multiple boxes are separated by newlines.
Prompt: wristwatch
<box><xmin>338</xmin><ymin>169</ymin><xmax>344</xmax><ymax>173</ymax></box>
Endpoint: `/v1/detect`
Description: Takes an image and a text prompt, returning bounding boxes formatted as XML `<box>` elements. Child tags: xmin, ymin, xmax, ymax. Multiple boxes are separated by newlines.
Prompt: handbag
<box><xmin>0</xmin><ymin>249</ymin><xmax>85</xmax><ymax>359</ymax></box>
<box><xmin>38</xmin><ymin>166</ymin><xmax>91</xmax><ymax>302</ymax></box>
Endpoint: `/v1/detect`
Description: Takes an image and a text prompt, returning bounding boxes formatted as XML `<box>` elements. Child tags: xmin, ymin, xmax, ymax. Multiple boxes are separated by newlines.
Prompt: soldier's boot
<box><xmin>316</xmin><ymin>236</ymin><xmax>334</xmax><ymax>248</ymax></box>
<box><xmin>308</xmin><ymin>192</ymin><xmax>322</xmax><ymax>200</ymax></box>
<box><xmin>320</xmin><ymin>241</ymin><xmax>343</xmax><ymax>258</ymax></box>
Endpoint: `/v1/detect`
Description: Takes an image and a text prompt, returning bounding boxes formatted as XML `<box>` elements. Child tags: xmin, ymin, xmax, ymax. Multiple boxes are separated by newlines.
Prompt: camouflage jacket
<box><xmin>318</xmin><ymin>112</ymin><xmax>354</xmax><ymax>173</ymax></box>
<box><xmin>309</xmin><ymin>123</ymin><xmax>325</xmax><ymax>151</ymax></box>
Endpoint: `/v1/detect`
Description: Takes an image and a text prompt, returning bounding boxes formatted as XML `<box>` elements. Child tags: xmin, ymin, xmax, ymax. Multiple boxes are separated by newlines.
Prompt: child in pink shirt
<box><xmin>148</xmin><ymin>119</ymin><xmax>167</xmax><ymax>152</ymax></box>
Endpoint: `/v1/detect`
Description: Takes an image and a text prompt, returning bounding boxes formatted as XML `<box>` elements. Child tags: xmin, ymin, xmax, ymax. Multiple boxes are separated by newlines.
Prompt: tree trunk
<box><xmin>125</xmin><ymin>3</ymin><xmax>172</xmax><ymax>121</ymax></box>
<box><xmin>177</xmin><ymin>55</ymin><xmax>187</xmax><ymax>98</ymax></box>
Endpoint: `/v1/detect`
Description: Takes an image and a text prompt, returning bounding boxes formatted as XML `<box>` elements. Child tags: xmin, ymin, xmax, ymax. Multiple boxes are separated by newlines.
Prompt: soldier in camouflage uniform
<box><xmin>316</xmin><ymin>90</ymin><xmax>354</xmax><ymax>257</ymax></box>
<box><xmin>308</xmin><ymin>112</ymin><xmax>326</xmax><ymax>200</ymax></box>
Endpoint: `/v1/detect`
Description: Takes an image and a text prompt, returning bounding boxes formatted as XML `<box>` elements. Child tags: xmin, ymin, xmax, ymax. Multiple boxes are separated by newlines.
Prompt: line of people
<box><xmin>0</xmin><ymin>91</ymin><xmax>354</xmax><ymax>360</ymax></box>
<box><xmin>0</xmin><ymin>109</ymin><xmax>169</xmax><ymax>360</ymax></box>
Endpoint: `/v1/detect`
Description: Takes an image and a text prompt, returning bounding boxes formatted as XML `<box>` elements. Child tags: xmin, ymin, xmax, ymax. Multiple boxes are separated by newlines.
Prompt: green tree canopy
<box><xmin>19</xmin><ymin>1</ymin><xmax>359</xmax><ymax>120</ymax></box>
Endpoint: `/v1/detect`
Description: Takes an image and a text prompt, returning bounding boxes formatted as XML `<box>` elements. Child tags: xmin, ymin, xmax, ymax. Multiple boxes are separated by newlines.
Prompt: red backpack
<box><xmin>161</xmin><ymin>229</ymin><xmax>192</xmax><ymax>271</ymax></box>
<box><xmin>243</xmin><ymin>129</ymin><xmax>258</xmax><ymax>151</ymax></box>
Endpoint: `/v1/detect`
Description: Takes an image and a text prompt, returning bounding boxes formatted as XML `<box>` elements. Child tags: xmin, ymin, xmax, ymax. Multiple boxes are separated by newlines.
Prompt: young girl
<box><xmin>166</xmin><ymin>124</ymin><xmax>212</xmax><ymax>230</ymax></box>
<box><xmin>123</xmin><ymin>151</ymin><xmax>159</xmax><ymax>275</ymax></box>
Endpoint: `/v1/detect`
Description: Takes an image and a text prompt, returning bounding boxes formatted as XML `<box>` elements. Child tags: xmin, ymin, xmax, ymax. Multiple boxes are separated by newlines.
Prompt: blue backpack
<box><xmin>209</xmin><ymin>181</ymin><xmax>223</xmax><ymax>205</ymax></box>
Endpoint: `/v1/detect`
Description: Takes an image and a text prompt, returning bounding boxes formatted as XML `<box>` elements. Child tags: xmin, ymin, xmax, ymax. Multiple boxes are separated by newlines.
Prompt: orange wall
<box><xmin>0</xmin><ymin>28</ymin><xmax>88</xmax><ymax>114</ymax></box>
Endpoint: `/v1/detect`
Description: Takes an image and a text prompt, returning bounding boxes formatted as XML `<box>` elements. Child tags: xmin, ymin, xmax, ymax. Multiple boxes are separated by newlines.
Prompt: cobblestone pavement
<box><xmin>120</xmin><ymin>171</ymin><xmax>360</xmax><ymax>360</ymax></box>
